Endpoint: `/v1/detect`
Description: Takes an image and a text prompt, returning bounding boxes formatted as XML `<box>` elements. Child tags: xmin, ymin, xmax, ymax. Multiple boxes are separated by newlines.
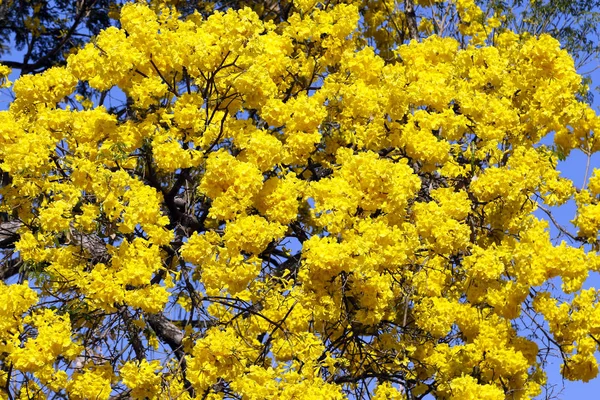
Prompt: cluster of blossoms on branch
<box><xmin>0</xmin><ymin>0</ymin><xmax>600</xmax><ymax>398</ymax></box>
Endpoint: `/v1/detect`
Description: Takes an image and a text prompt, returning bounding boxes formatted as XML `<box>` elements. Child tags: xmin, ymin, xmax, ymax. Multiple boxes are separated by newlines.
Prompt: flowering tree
<box><xmin>0</xmin><ymin>0</ymin><xmax>600</xmax><ymax>399</ymax></box>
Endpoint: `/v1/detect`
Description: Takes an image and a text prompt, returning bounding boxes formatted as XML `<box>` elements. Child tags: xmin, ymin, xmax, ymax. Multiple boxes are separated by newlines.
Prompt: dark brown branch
<box><xmin>0</xmin><ymin>221</ymin><xmax>20</xmax><ymax>248</ymax></box>
<box><xmin>146</xmin><ymin>313</ymin><xmax>183</xmax><ymax>353</ymax></box>
<box><xmin>404</xmin><ymin>0</ymin><xmax>419</xmax><ymax>41</ymax></box>
<box><xmin>121</xmin><ymin>307</ymin><xmax>145</xmax><ymax>361</ymax></box>
<box><xmin>0</xmin><ymin>257</ymin><xmax>21</xmax><ymax>282</ymax></box>
<box><xmin>146</xmin><ymin>312</ymin><xmax>195</xmax><ymax>397</ymax></box>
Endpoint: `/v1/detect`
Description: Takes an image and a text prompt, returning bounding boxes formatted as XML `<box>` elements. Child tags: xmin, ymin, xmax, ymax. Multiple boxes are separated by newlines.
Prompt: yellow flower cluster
<box><xmin>67</xmin><ymin>364</ymin><xmax>113</xmax><ymax>400</ymax></box>
<box><xmin>0</xmin><ymin>0</ymin><xmax>599</xmax><ymax>398</ymax></box>
<box><xmin>120</xmin><ymin>359</ymin><xmax>163</xmax><ymax>399</ymax></box>
<box><xmin>200</xmin><ymin>150</ymin><xmax>264</xmax><ymax>221</ymax></box>
<box><xmin>0</xmin><ymin>63</ymin><xmax>11</xmax><ymax>88</ymax></box>
<box><xmin>9</xmin><ymin>309</ymin><xmax>83</xmax><ymax>388</ymax></box>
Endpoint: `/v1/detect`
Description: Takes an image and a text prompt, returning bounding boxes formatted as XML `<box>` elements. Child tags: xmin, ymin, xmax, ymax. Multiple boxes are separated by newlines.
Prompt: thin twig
<box><xmin>581</xmin><ymin>148</ymin><xmax>592</xmax><ymax>190</ymax></box>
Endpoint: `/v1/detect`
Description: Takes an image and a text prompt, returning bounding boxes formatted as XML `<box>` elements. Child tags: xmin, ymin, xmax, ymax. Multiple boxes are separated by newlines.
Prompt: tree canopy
<box><xmin>0</xmin><ymin>0</ymin><xmax>600</xmax><ymax>399</ymax></box>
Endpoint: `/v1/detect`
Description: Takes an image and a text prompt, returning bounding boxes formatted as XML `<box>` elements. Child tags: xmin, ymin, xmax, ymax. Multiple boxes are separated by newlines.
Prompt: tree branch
<box><xmin>404</xmin><ymin>0</ymin><xmax>419</xmax><ymax>41</ymax></box>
